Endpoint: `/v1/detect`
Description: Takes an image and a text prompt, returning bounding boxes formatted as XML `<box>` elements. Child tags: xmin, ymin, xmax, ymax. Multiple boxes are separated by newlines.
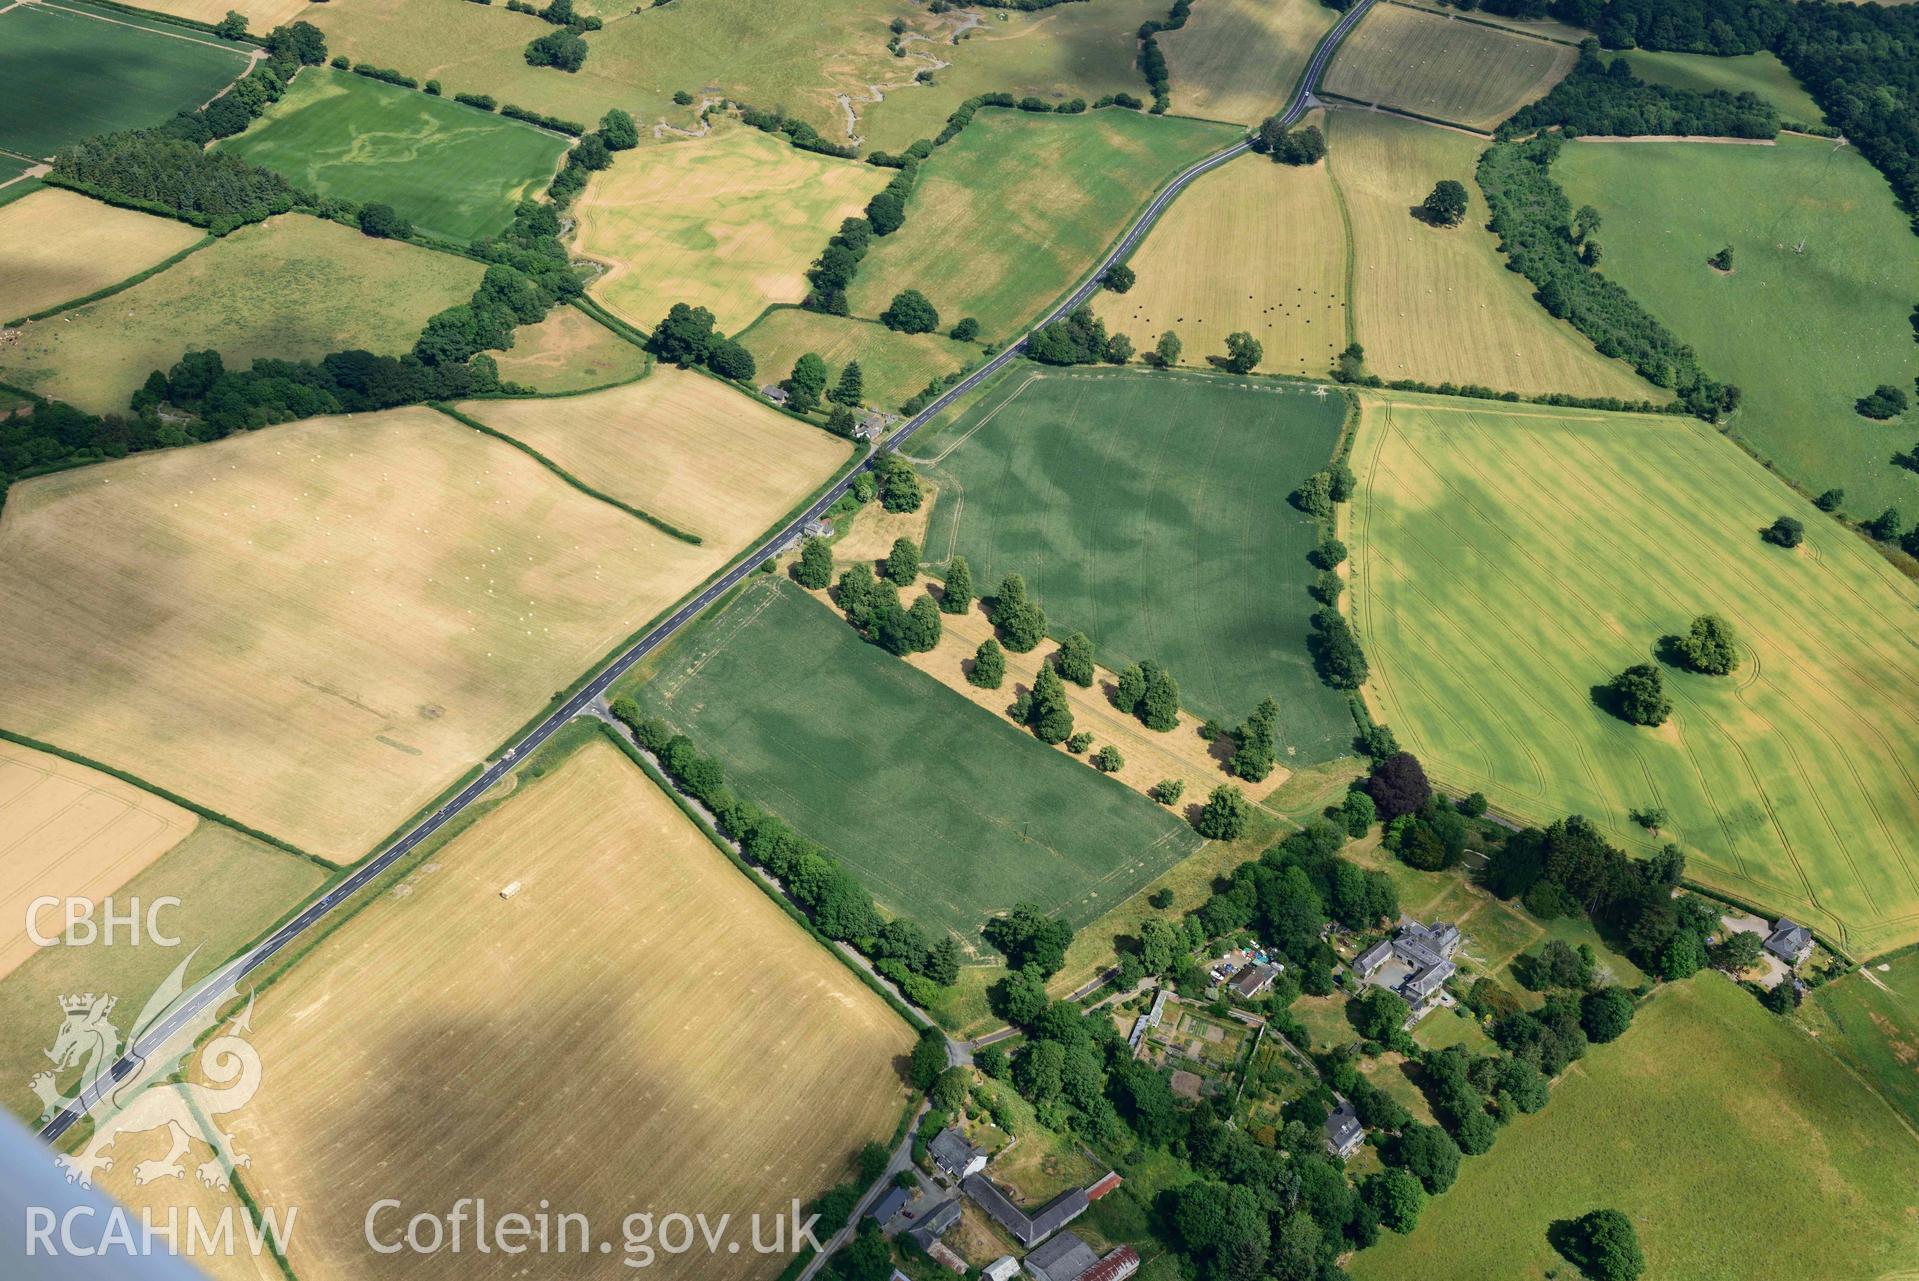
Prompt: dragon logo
<box><xmin>30</xmin><ymin>953</ymin><xmax>263</xmax><ymax>1192</ymax></box>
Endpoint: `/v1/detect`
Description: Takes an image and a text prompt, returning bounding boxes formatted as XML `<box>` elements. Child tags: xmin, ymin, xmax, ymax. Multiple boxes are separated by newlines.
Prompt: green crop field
<box><xmin>1605</xmin><ymin>49</ymin><xmax>1825</xmax><ymax>127</ymax></box>
<box><xmin>623</xmin><ymin>575</ymin><xmax>1204</xmax><ymax>953</ymax></box>
<box><xmin>849</xmin><ymin>108</ymin><xmax>1240</xmax><ymax>342</ymax></box>
<box><xmin>219</xmin><ymin>68</ymin><xmax>569</xmax><ymax>242</ymax></box>
<box><xmin>1807</xmin><ymin>958</ymin><xmax>1919</xmax><ymax>1129</ymax></box>
<box><xmin>1322</xmin><ymin>2</ymin><xmax>1575</xmax><ymax>132</ymax></box>
<box><xmin>909</xmin><ymin>365</ymin><xmax>1353</xmax><ymax>749</ymax></box>
<box><xmin>0</xmin><ymin>0</ymin><xmax>251</xmax><ymax>158</ymax></box>
<box><xmin>1350</xmin><ymin>975</ymin><xmax>1919</xmax><ymax>1281</ymax></box>
<box><xmin>1555</xmin><ymin>136</ymin><xmax>1919</xmax><ymax>517</ymax></box>
<box><xmin>1351</xmin><ymin>393</ymin><xmax>1919</xmax><ymax>957</ymax></box>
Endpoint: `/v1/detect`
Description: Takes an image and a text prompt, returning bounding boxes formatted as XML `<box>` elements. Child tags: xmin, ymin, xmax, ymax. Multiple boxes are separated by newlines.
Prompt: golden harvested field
<box><xmin>1092</xmin><ymin>148</ymin><xmax>1347</xmax><ymax>377</ymax></box>
<box><xmin>0</xmin><ymin>741</ymin><xmax>197</xmax><ymax>980</ymax></box>
<box><xmin>0</xmin><ymin>214</ymin><xmax>482</xmax><ymax>413</ymax></box>
<box><xmin>1159</xmin><ymin>0</ymin><xmax>1339</xmax><ymax>126</ymax></box>
<box><xmin>801</xmin><ymin>575</ymin><xmax>1254</xmax><ymax>808</ymax></box>
<box><xmin>0</xmin><ymin>407</ymin><xmax>734</xmax><ymax>862</ymax></box>
<box><xmin>0</xmin><ymin>188</ymin><xmax>204</xmax><ymax>323</ymax></box>
<box><xmin>1323</xmin><ymin>2</ymin><xmax>1574</xmax><ymax>131</ymax></box>
<box><xmin>577</xmin><ymin>128</ymin><xmax>887</xmax><ymax>334</ymax></box>
<box><xmin>1395</xmin><ymin>0</ymin><xmax>1593</xmax><ymax>44</ymax></box>
<box><xmin>0</xmin><ymin>821</ymin><xmax>323</xmax><ymax>1122</ymax></box>
<box><xmin>1351</xmin><ymin>393</ymin><xmax>1919</xmax><ymax>957</ymax></box>
<box><xmin>1325</xmin><ymin>109</ymin><xmax>1656</xmax><ymax>400</ymax></box>
<box><xmin>737</xmin><ymin>309</ymin><xmax>978</xmax><ymax>413</ymax></box>
<box><xmin>128</xmin><ymin>0</ymin><xmax>309</xmax><ymax>28</ymax></box>
<box><xmin>489</xmin><ymin>305</ymin><xmax>649</xmax><ymax>394</ymax></box>
<box><xmin>457</xmin><ymin>369</ymin><xmax>850</xmax><ymax>543</ymax></box>
<box><xmin>230</xmin><ymin>737</ymin><xmax>914</xmax><ymax>1281</ymax></box>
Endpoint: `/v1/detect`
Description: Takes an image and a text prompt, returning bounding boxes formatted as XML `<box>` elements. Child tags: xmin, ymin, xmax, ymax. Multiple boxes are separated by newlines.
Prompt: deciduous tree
<box><xmin>940</xmin><ymin>555</ymin><xmax>972</xmax><ymax>613</ymax></box>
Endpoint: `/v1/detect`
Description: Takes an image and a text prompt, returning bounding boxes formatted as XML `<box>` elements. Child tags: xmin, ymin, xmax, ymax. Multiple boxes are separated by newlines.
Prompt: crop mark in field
<box><xmin>1550</xmin><ymin>422</ymin><xmax>1919</xmax><ymax>909</ymax></box>
<box><xmin>911</xmin><ymin>370</ymin><xmax>1046</xmax><ymax>466</ymax></box>
<box><xmin>653</xmin><ymin>580</ymin><xmax>784</xmax><ymax>705</ymax></box>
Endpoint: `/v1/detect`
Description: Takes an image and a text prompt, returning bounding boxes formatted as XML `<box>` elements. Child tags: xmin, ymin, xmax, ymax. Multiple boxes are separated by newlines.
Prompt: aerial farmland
<box><xmin>4</xmin><ymin>0</ymin><xmax>1918</xmax><ymax>1277</ymax></box>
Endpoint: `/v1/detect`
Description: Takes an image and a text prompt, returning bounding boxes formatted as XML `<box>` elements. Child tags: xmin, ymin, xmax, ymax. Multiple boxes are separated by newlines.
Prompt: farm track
<box><xmin>39</xmin><ymin>0</ymin><xmax>1380</xmax><ymax>1146</ymax></box>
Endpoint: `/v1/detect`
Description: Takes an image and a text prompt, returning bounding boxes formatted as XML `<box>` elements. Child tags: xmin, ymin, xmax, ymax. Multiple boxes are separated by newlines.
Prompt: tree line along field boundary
<box><xmin>427</xmin><ymin>401</ymin><xmax>704</xmax><ymax>544</ymax></box>
<box><xmin>1386</xmin><ymin>0</ymin><xmax>1583</xmax><ymax>47</ymax></box>
<box><xmin>1318</xmin><ymin>93</ymin><xmax>1495</xmax><ymax>138</ymax></box>
<box><xmin>595</xmin><ymin>720</ymin><xmax>932</xmax><ymax>1034</ymax></box>
<box><xmin>391</xmin><ymin>435</ymin><xmax>873</xmax><ymax>835</ymax></box>
<box><xmin>0</xmin><ymin>726</ymin><xmax>332</xmax><ymax>870</ymax></box>
<box><xmin>4</xmin><ymin>233</ymin><xmax>216</xmax><ymax>328</ymax></box>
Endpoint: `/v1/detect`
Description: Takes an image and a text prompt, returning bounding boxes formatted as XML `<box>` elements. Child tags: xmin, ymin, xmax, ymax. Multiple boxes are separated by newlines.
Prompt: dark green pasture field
<box><xmin>0</xmin><ymin>1</ymin><xmax>251</xmax><ymax>158</ymax></box>
<box><xmin>624</xmin><ymin>576</ymin><xmax>1203</xmax><ymax>953</ymax></box>
<box><xmin>913</xmin><ymin>364</ymin><xmax>1352</xmax><ymax>754</ymax></box>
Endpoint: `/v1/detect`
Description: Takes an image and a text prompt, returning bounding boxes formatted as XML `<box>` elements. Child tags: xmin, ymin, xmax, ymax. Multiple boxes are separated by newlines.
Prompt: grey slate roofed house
<box><xmin>868</xmin><ymin>1185</ymin><xmax>910</xmax><ymax>1224</ymax></box>
<box><xmin>962</xmin><ymin>1175</ymin><xmax>1088</xmax><ymax>1247</ymax></box>
<box><xmin>1358</xmin><ymin>918</ymin><xmax>1462</xmax><ymax>1011</ymax></box>
<box><xmin>1230</xmin><ymin>962</ymin><xmax>1280</xmax><ymax>999</ymax></box>
<box><xmin>1324</xmin><ymin>1100</ymin><xmax>1364</xmax><ymax>1159</ymax></box>
<box><xmin>1022</xmin><ymin>1231</ymin><xmax>1100</xmax><ymax>1281</ymax></box>
<box><xmin>929</xmin><ymin>1127</ymin><xmax>987</xmax><ymax>1181</ymax></box>
<box><xmin>905</xmin><ymin>1198</ymin><xmax>962</xmax><ymax>1250</ymax></box>
<box><xmin>1353</xmin><ymin>940</ymin><xmax>1393</xmax><ymax>979</ymax></box>
<box><xmin>760</xmin><ymin>384</ymin><xmax>789</xmax><ymax>405</ymax></box>
<box><xmin>1765</xmin><ymin>918</ymin><xmax>1815</xmax><ymax>965</ymax></box>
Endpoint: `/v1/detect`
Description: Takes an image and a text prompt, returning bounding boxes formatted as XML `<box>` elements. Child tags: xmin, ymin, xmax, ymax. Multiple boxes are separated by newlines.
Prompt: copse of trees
<box><xmin>1761</xmin><ymin>514</ymin><xmax>1804</xmax><ymax>548</ymax></box>
<box><xmin>1477</xmin><ymin>135</ymin><xmax>1737</xmax><ymax>420</ymax></box>
<box><xmin>1486</xmin><ymin>813</ymin><xmax>1713</xmax><ymax>980</ymax></box>
<box><xmin>1668</xmin><ymin>613</ymin><xmax>1739</xmax><ymax>675</ymax></box>
<box><xmin>524</xmin><ymin>28</ymin><xmax>589</xmax><ymax>71</ymax></box>
<box><xmin>132</xmin><ymin>344</ymin><xmax>505</xmax><ymax>439</ymax></box>
<box><xmin>1014</xmin><ymin>663</ymin><xmax>1076</xmax><ymax>744</ymax></box>
<box><xmin>1251</xmin><ymin>116</ymin><xmax>1327</xmax><ymax>165</ymax></box>
<box><xmin>1502</xmin><ymin>43</ymin><xmax>1778</xmax><ymax>139</ymax></box>
<box><xmin>52</xmin><ymin>130</ymin><xmax>299</xmax><ymax>233</ymax></box>
<box><xmin>643</xmin><ymin>302</ymin><xmax>761</xmax><ymax>385</ymax></box>
<box><xmin>984</xmin><ymin>902</ymin><xmax>1074</xmax><ymax>977</ymax></box>
<box><xmin>1027</xmin><ymin>306</ymin><xmax>1132</xmax><ymax>365</ymax></box>
<box><xmin>1559</xmin><ymin>1208</ymin><xmax>1646</xmax><ymax>1281</ymax></box>
<box><xmin>989</xmin><ymin>573</ymin><xmax>1048</xmax><ymax>651</ymax></box>
<box><xmin>1227</xmin><ymin>697</ymin><xmax>1282</xmax><ymax>781</ymax></box>
<box><xmin>1599</xmin><ymin>662</ymin><xmax>1670</xmax><ymax>726</ymax></box>
<box><xmin>1857</xmin><ymin>383</ymin><xmax>1909</xmax><ymax>420</ymax></box>
<box><xmin>794</xmin><ymin>536</ymin><xmax>834</xmax><ymax>589</ymax></box>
